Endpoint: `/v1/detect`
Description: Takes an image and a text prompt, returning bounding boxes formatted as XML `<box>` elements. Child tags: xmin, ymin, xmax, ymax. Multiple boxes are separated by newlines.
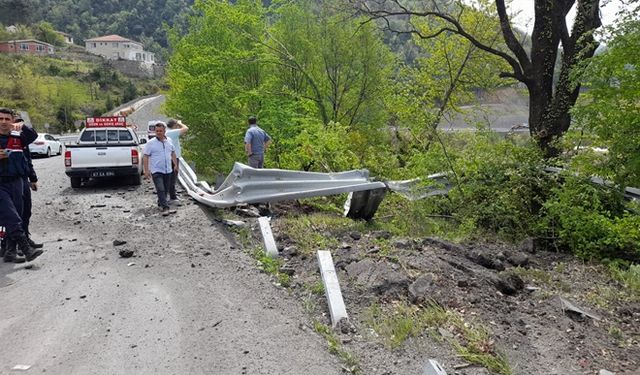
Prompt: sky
<box><xmin>509</xmin><ymin>0</ymin><xmax>629</xmax><ymax>34</ymax></box>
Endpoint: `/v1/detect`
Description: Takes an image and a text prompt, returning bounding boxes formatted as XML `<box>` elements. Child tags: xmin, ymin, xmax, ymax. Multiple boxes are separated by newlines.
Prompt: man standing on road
<box><xmin>0</xmin><ymin>108</ymin><xmax>42</xmax><ymax>263</ymax></box>
<box><xmin>142</xmin><ymin>121</ymin><xmax>177</xmax><ymax>214</ymax></box>
<box><xmin>166</xmin><ymin>119</ymin><xmax>188</xmax><ymax>204</ymax></box>
<box><xmin>15</xmin><ymin>117</ymin><xmax>43</xmax><ymax>250</ymax></box>
<box><xmin>244</xmin><ymin>116</ymin><xmax>271</xmax><ymax>169</ymax></box>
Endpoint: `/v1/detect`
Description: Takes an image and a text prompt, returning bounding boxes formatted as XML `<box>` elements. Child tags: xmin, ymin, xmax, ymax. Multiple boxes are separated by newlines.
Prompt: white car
<box><xmin>29</xmin><ymin>133</ymin><xmax>63</xmax><ymax>157</ymax></box>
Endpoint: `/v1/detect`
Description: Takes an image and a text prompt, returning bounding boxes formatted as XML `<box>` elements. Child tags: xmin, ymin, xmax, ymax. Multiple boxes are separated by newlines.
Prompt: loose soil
<box><xmin>238</xmin><ymin>201</ymin><xmax>640</xmax><ymax>375</ymax></box>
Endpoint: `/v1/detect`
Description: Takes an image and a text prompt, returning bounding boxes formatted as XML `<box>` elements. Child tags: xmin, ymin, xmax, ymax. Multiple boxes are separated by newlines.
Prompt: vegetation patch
<box><xmin>365</xmin><ymin>300</ymin><xmax>512</xmax><ymax>375</ymax></box>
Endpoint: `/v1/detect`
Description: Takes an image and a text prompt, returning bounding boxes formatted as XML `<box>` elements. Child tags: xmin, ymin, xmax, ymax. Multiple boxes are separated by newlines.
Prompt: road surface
<box><xmin>0</xmin><ymin>155</ymin><xmax>342</xmax><ymax>374</ymax></box>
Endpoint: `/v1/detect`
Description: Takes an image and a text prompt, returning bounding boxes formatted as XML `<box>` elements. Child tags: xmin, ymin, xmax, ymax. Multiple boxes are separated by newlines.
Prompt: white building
<box><xmin>84</xmin><ymin>34</ymin><xmax>155</xmax><ymax>63</ymax></box>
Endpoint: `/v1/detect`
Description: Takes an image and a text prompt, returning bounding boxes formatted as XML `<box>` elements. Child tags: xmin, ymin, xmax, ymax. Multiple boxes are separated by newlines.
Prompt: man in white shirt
<box><xmin>166</xmin><ymin>119</ymin><xmax>189</xmax><ymax>202</ymax></box>
<box><xmin>142</xmin><ymin>122</ymin><xmax>177</xmax><ymax>212</ymax></box>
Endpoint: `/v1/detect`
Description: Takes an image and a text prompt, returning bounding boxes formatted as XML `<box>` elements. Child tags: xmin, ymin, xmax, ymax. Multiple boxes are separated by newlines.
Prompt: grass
<box><xmin>279</xmin><ymin>213</ymin><xmax>370</xmax><ymax>255</ymax></box>
<box><xmin>250</xmin><ymin>247</ymin><xmax>291</xmax><ymax>287</ymax></box>
<box><xmin>313</xmin><ymin>320</ymin><xmax>360</xmax><ymax>373</ymax></box>
<box><xmin>365</xmin><ymin>300</ymin><xmax>512</xmax><ymax>375</ymax></box>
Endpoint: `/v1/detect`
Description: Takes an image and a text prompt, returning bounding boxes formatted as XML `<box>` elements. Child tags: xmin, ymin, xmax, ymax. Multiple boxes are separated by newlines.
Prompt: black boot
<box><xmin>3</xmin><ymin>242</ymin><xmax>26</xmax><ymax>264</ymax></box>
<box><xmin>15</xmin><ymin>235</ymin><xmax>43</xmax><ymax>262</ymax></box>
<box><xmin>27</xmin><ymin>237</ymin><xmax>44</xmax><ymax>249</ymax></box>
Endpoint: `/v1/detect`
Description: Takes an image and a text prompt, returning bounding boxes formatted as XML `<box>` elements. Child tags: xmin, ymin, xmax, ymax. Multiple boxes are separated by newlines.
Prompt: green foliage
<box><xmin>0</xmin><ymin>54</ymin><xmax>160</xmax><ymax>132</ymax></box>
<box><xmin>572</xmin><ymin>6</ymin><xmax>640</xmax><ymax>187</ymax></box>
<box><xmin>541</xmin><ymin>175</ymin><xmax>640</xmax><ymax>260</ymax></box>
<box><xmin>365</xmin><ymin>301</ymin><xmax>512</xmax><ymax>374</ymax></box>
<box><xmin>313</xmin><ymin>321</ymin><xmax>360</xmax><ymax>372</ymax></box>
<box><xmin>166</xmin><ymin>0</ymin><xmax>395</xmax><ymax>175</ymax></box>
<box><xmin>442</xmin><ymin>133</ymin><xmax>552</xmax><ymax>241</ymax></box>
<box><xmin>4</xmin><ymin>0</ymin><xmax>195</xmax><ymax>59</ymax></box>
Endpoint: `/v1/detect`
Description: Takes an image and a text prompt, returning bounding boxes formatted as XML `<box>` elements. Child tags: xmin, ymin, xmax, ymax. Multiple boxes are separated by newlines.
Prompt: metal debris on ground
<box><xmin>559</xmin><ymin>296</ymin><xmax>601</xmax><ymax>321</ymax></box>
<box><xmin>423</xmin><ymin>359</ymin><xmax>448</xmax><ymax>375</ymax></box>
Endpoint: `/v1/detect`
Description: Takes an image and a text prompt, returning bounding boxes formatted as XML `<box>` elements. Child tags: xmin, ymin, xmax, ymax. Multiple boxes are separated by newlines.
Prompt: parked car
<box><xmin>29</xmin><ymin>133</ymin><xmax>63</xmax><ymax>157</ymax></box>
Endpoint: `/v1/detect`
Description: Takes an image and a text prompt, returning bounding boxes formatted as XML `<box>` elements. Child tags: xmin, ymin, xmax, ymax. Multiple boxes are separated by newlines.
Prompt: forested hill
<box><xmin>0</xmin><ymin>0</ymin><xmax>195</xmax><ymax>58</ymax></box>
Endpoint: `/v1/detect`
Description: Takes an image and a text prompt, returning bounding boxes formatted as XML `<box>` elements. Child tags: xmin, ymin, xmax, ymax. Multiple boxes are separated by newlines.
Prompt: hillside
<box><xmin>0</xmin><ymin>53</ymin><xmax>162</xmax><ymax>132</ymax></box>
<box><xmin>0</xmin><ymin>0</ymin><xmax>195</xmax><ymax>60</ymax></box>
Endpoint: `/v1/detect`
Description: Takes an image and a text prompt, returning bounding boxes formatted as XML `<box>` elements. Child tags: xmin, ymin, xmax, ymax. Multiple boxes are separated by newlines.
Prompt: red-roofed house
<box><xmin>84</xmin><ymin>34</ymin><xmax>154</xmax><ymax>63</ymax></box>
<box><xmin>0</xmin><ymin>39</ymin><xmax>55</xmax><ymax>55</ymax></box>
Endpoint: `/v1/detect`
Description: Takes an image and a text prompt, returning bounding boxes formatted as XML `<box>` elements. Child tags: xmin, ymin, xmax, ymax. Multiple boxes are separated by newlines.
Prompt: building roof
<box><xmin>0</xmin><ymin>39</ymin><xmax>54</xmax><ymax>47</ymax></box>
<box><xmin>55</xmin><ymin>31</ymin><xmax>72</xmax><ymax>37</ymax></box>
<box><xmin>85</xmin><ymin>34</ymin><xmax>140</xmax><ymax>43</ymax></box>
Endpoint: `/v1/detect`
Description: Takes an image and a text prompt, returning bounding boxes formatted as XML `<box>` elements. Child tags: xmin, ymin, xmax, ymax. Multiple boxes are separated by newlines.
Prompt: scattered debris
<box><xmin>423</xmin><ymin>359</ymin><xmax>448</xmax><ymax>375</ymax></box>
<box><xmin>222</xmin><ymin>219</ymin><xmax>246</xmax><ymax>228</ymax></box>
<box><xmin>12</xmin><ymin>364</ymin><xmax>31</xmax><ymax>371</ymax></box>
<box><xmin>127</xmin><ymin>262</ymin><xmax>136</xmax><ymax>267</ymax></box>
<box><xmin>119</xmin><ymin>249</ymin><xmax>134</xmax><ymax>258</ymax></box>
<box><xmin>113</xmin><ymin>240</ymin><xmax>127</xmax><ymax>247</ymax></box>
<box><xmin>559</xmin><ymin>297</ymin><xmax>601</xmax><ymax>321</ymax></box>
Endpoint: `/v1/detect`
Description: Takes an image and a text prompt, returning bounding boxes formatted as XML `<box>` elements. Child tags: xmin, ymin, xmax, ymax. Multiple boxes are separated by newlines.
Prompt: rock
<box><xmin>408</xmin><ymin>275</ymin><xmax>434</xmax><ymax>304</ymax></box>
<box><xmin>281</xmin><ymin>246</ymin><xmax>299</xmax><ymax>257</ymax></box>
<box><xmin>119</xmin><ymin>249</ymin><xmax>134</xmax><ymax>258</ymax></box>
<box><xmin>113</xmin><ymin>240</ymin><xmax>127</xmax><ymax>247</ymax></box>
<box><xmin>422</xmin><ymin>237</ymin><xmax>465</xmax><ymax>252</ymax></box>
<box><xmin>280</xmin><ymin>266</ymin><xmax>295</xmax><ymax>276</ymax></box>
<box><xmin>474</xmin><ymin>252</ymin><xmax>505</xmax><ymax>271</ymax></box>
<box><xmin>457</xmin><ymin>279</ymin><xmax>469</xmax><ymax>288</ymax></box>
<box><xmin>599</xmin><ymin>370</ymin><xmax>615</xmax><ymax>375</ymax></box>
<box><xmin>349</xmin><ymin>231</ymin><xmax>362</xmax><ymax>240</ymax></box>
<box><xmin>507</xmin><ymin>253</ymin><xmax>530</xmax><ymax>267</ymax></box>
<box><xmin>393</xmin><ymin>239</ymin><xmax>412</xmax><ymax>249</ymax></box>
<box><xmin>345</xmin><ymin>259</ymin><xmax>409</xmax><ymax>297</ymax></box>
<box><xmin>493</xmin><ymin>273</ymin><xmax>524</xmax><ymax>295</ymax></box>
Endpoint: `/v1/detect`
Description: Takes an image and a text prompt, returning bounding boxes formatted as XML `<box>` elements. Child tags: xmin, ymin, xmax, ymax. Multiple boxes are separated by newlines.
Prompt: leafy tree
<box><xmin>356</xmin><ymin>0</ymin><xmax>605</xmax><ymax>157</ymax></box>
<box><xmin>572</xmin><ymin>2</ymin><xmax>640</xmax><ymax>187</ymax></box>
<box><xmin>35</xmin><ymin>21</ymin><xmax>65</xmax><ymax>46</ymax></box>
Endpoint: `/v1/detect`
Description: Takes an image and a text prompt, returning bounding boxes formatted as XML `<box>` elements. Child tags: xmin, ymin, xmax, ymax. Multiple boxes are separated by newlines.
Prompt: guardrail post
<box><xmin>317</xmin><ymin>250</ymin><xmax>349</xmax><ymax>329</ymax></box>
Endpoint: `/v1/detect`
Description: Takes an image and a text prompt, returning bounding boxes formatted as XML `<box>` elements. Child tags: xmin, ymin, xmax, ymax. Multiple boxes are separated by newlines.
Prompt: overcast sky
<box><xmin>509</xmin><ymin>0</ymin><xmax>628</xmax><ymax>34</ymax></box>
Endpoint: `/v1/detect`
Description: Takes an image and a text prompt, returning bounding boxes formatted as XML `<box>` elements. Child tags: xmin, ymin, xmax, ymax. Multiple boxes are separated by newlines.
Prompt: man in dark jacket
<box><xmin>0</xmin><ymin>108</ymin><xmax>42</xmax><ymax>263</ymax></box>
<box><xmin>15</xmin><ymin>118</ymin><xmax>43</xmax><ymax>249</ymax></box>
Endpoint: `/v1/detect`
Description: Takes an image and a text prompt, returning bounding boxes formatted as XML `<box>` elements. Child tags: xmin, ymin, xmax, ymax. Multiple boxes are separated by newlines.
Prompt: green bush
<box><xmin>541</xmin><ymin>175</ymin><xmax>639</xmax><ymax>260</ymax></box>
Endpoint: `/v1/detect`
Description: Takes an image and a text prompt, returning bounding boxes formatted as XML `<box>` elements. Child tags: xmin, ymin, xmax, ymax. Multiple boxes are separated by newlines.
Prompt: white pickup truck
<box><xmin>64</xmin><ymin>116</ymin><xmax>146</xmax><ymax>188</ymax></box>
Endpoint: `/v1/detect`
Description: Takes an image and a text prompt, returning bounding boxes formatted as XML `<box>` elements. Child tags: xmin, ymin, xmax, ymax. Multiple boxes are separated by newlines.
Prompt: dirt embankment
<box><xmin>234</xmin><ymin>202</ymin><xmax>640</xmax><ymax>375</ymax></box>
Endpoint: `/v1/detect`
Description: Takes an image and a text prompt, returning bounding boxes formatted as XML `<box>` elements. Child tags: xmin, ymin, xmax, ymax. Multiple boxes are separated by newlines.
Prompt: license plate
<box><xmin>91</xmin><ymin>171</ymin><xmax>115</xmax><ymax>177</ymax></box>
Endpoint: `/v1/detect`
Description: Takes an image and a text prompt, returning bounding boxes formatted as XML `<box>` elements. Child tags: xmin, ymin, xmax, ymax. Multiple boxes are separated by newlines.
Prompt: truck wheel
<box><xmin>70</xmin><ymin>177</ymin><xmax>82</xmax><ymax>188</ymax></box>
<box><xmin>130</xmin><ymin>174</ymin><xmax>142</xmax><ymax>186</ymax></box>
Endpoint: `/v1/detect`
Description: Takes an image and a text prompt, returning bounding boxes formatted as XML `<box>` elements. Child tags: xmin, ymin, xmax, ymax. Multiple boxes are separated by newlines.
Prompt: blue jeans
<box><xmin>152</xmin><ymin>172</ymin><xmax>172</xmax><ymax>209</ymax></box>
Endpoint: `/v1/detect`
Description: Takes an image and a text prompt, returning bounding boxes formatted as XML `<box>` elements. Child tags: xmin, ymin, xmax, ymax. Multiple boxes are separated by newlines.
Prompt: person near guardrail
<box><xmin>142</xmin><ymin>121</ymin><xmax>178</xmax><ymax>214</ymax></box>
<box><xmin>244</xmin><ymin>116</ymin><xmax>271</xmax><ymax>169</ymax></box>
<box><xmin>0</xmin><ymin>108</ymin><xmax>43</xmax><ymax>263</ymax></box>
<box><xmin>166</xmin><ymin>119</ymin><xmax>189</xmax><ymax>204</ymax></box>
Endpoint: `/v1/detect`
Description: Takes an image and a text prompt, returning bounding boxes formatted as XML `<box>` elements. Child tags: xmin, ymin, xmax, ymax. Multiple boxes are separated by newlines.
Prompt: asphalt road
<box><xmin>0</xmin><ymin>154</ymin><xmax>341</xmax><ymax>374</ymax></box>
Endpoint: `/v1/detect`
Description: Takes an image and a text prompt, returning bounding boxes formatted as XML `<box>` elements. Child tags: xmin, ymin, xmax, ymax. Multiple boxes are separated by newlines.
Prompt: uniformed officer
<box><xmin>14</xmin><ymin>117</ymin><xmax>43</xmax><ymax>250</ymax></box>
<box><xmin>0</xmin><ymin>108</ymin><xmax>42</xmax><ymax>263</ymax></box>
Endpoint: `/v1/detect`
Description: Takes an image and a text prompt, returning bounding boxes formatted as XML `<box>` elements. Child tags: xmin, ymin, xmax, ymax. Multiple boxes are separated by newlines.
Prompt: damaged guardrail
<box><xmin>176</xmin><ymin>158</ymin><xmax>452</xmax><ymax>220</ymax></box>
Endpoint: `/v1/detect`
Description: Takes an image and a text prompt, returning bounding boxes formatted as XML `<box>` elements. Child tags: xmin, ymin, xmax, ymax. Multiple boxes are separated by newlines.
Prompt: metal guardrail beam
<box><xmin>177</xmin><ymin>159</ymin><xmax>386</xmax><ymax>208</ymax></box>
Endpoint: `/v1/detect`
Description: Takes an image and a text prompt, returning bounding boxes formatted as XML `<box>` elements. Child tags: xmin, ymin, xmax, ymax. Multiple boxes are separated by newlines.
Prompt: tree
<box><xmin>35</xmin><ymin>21</ymin><xmax>64</xmax><ymax>46</ymax></box>
<box><xmin>356</xmin><ymin>0</ymin><xmax>604</xmax><ymax>157</ymax></box>
<box><xmin>572</xmin><ymin>2</ymin><xmax>640</xmax><ymax>187</ymax></box>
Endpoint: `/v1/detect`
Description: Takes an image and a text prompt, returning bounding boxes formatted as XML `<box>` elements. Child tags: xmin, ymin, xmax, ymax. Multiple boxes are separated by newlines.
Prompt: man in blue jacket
<box><xmin>0</xmin><ymin>108</ymin><xmax>42</xmax><ymax>263</ymax></box>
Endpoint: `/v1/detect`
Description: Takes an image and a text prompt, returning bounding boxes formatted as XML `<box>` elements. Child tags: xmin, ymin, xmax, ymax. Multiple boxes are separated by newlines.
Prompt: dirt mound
<box><xmin>254</xmin><ymin>206</ymin><xmax>640</xmax><ymax>375</ymax></box>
